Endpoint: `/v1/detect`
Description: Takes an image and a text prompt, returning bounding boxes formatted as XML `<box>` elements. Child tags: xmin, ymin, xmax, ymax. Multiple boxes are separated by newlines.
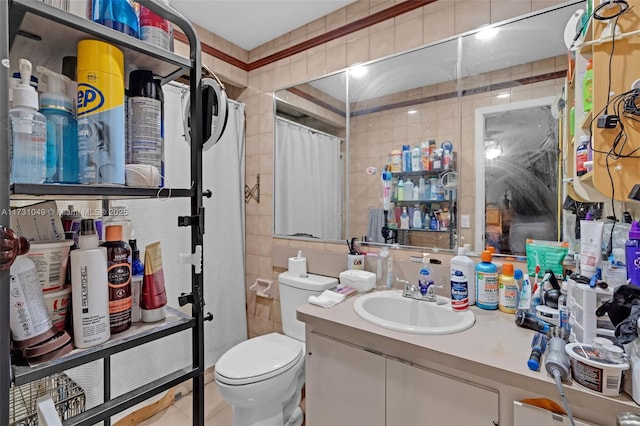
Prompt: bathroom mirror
<box><xmin>273</xmin><ymin>1</ymin><xmax>579</xmax><ymax>252</ymax></box>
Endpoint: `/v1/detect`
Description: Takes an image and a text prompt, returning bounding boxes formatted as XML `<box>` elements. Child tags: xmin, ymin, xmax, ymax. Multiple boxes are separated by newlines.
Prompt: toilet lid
<box><xmin>215</xmin><ymin>333</ymin><xmax>303</xmax><ymax>385</ymax></box>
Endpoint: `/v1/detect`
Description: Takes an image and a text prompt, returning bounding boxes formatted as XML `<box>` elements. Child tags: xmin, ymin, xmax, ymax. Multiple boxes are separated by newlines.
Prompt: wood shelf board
<box><xmin>591</xmin><ymin>4</ymin><xmax>640</xmax><ymax>200</ymax></box>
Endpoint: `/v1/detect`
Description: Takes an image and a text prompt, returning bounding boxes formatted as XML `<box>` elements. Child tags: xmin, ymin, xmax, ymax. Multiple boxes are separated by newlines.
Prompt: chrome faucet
<box><xmin>397</xmin><ymin>278</ymin><xmax>438</xmax><ymax>302</ymax></box>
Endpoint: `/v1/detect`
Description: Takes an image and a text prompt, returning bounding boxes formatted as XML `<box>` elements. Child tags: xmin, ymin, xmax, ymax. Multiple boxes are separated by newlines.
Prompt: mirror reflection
<box><xmin>273</xmin><ymin>2</ymin><xmax>579</xmax><ymax>253</ymax></box>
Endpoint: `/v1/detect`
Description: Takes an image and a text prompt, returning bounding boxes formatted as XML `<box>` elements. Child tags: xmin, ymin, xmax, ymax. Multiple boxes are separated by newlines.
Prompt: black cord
<box><xmin>592</xmin><ymin>0</ymin><xmax>629</xmax><ymax>21</ymax></box>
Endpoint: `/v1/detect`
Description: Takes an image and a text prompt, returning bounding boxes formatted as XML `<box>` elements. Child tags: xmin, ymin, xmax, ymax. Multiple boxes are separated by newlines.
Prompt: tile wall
<box><xmin>179</xmin><ymin>0</ymin><xmax>569</xmax><ymax>338</ymax></box>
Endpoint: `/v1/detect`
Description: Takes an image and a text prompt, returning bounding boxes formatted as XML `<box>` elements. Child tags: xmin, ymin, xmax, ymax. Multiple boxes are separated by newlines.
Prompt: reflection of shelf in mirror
<box><xmin>396</xmin><ymin>229</ymin><xmax>450</xmax><ymax>233</ymax></box>
<box><xmin>391</xmin><ymin>199</ymin><xmax>450</xmax><ymax>203</ymax></box>
<box><xmin>391</xmin><ymin>170</ymin><xmax>449</xmax><ymax>178</ymax></box>
<box><xmin>580</xmin><ymin>111</ymin><xmax>593</xmax><ymax>129</ymax></box>
<box><xmin>579</xmin><ymin>171</ymin><xmax>594</xmax><ymax>183</ymax></box>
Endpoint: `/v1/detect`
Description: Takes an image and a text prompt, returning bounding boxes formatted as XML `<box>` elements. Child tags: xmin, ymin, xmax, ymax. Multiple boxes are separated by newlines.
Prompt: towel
<box><xmin>308</xmin><ymin>290</ymin><xmax>346</xmax><ymax>308</ymax></box>
<box><xmin>367</xmin><ymin>207</ymin><xmax>386</xmax><ymax>243</ymax></box>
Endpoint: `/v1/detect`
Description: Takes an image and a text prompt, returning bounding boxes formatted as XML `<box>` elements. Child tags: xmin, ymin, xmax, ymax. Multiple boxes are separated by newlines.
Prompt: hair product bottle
<box><xmin>127</xmin><ymin>69</ymin><xmax>164</xmax><ymax>187</ymax></box>
<box><xmin>101</xmin><ymin>225</ymin><xmax>132</xmax><ymax>334</ymax></box>
<box><xmin>70</xmin><ymin>219</ymin><xmax>111</xmax><ymax>348</ymax></box>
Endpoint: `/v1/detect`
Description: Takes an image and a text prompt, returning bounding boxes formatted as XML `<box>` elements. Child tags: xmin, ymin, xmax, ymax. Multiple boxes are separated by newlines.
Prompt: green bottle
<box><xmin>583</xmin><ymin>59</ymin><xmax>593</xmax><ymax>113</ymax></box>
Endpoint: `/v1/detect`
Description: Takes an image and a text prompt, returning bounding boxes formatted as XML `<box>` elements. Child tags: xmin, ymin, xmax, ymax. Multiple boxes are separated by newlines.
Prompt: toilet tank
<box><xmin>278</xmin><ymin>271</ymin><xmax>338</xmax><ymax>341</ymax></box>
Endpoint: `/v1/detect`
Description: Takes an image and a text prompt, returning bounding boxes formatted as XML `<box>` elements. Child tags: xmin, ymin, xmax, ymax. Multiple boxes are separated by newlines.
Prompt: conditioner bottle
<box><xmin>71</xmin><ymin>219</ymin><xmax>111</xmax><ymax>348</ymax></box>
<box><xmin>101</xmin><ymin>225</ymin><xmax>132</xmax><ymax>334</ymax></box>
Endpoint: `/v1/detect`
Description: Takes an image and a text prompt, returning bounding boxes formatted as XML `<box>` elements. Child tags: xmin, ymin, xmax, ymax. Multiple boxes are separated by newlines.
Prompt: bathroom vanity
<box><xmin>298</xmin><ymin>295</ymin><xmax>639</xmax><ymax>425</ymax></box>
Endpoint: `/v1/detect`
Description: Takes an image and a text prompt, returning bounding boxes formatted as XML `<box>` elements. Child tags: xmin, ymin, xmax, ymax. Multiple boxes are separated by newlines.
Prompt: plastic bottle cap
<box><xmin>502</xmin><ymin>262</ymin><xmax>514</xmax><ymax>275</ymax></box>
<box><xmin>630</xmin><ymin>221</ymin><xmax>640</xmax><ymax>240</ymax></box>
<box><xmin>129</xmin><ymin>69</ymin><xmax>156</xmax><ymax>97</ymax></box>
<box><xmin>514</xmin><ymin>269</ymin><xmax>523</xmax><ymax>280</ymax></box>
<box><xmin>485</xmin><ymin>246</ymin><xmax>496</xmax><ymax>254</ymax></box>
<box><xmin>80</xmin><ymin>219</ymin><xmax>96</xmax><ymax>235</ymax></box>
<box><xmin>77</xmin><ymin>40</ymin><xmax>124</xmax><ymax>78</ymax></box>
<box><xmin>105</xmin><ymin>225</ymin><xmax>123</xmax><ymax>242</ymax></box>
<box><xmin>481</xmin><ymin>250</ymin><xmax>492</xmax><ymax>262</ymax></box>
<box><xmin>527</xmin><ymin>358</ymin><xmax>540</xmax><ymax>371</ymax></box>
<box><xmin>457</xmin><ymin>247</ymin><xmax>465</xmax><ymax>255</ymax></box>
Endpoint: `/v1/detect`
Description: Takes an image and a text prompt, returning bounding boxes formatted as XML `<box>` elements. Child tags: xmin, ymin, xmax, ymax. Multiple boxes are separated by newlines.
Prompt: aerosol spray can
<box><xmin>77</xmin><ymin>39</ymin><xmax>125</xmax><ymax>184</ymax></box>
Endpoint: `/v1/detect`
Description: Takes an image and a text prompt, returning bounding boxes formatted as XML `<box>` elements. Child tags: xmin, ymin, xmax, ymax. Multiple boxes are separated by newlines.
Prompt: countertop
<box><xmin>297</xmin><ymin>290</ymin><xmax>640</xmax><ymax>423</ymax></box>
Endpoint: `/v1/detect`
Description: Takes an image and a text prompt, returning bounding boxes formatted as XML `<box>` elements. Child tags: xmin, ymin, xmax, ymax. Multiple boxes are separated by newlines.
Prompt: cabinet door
<box><xmin>305</xmin><ymin>332</ymin><xmax>385</xmax><ymax>426</ymax></box>
<box><xmin>386</xmin><ymin>358</ymin><xmax>499</xmax><ymax>426</ymax></box>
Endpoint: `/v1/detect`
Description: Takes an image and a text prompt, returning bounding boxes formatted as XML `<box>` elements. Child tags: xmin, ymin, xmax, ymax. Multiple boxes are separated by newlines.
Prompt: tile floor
<box><xmin>138</xmin><ymin>381</ymin><xmax>232</xmax><ymax>425</ymax></box>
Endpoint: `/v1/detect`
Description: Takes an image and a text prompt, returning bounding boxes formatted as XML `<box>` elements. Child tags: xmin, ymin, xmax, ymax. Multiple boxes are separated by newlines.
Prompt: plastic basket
<box><xmin>10</xmin><ymin>373</ymin><xmax>85</xmax><ymax>426</ymax></box>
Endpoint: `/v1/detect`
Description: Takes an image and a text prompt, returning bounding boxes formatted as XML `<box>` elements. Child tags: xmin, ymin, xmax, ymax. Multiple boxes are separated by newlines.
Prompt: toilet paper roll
<box><xmin>288</xmin><ymin>253</ymin><xmax>307</xmax><ymax>276</ymax></box>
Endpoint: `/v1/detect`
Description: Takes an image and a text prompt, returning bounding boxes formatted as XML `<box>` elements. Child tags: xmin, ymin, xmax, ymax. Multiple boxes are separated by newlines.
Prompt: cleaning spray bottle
<box><xmin>10</xmin><ymin>59</ymin><xmax>47</xmax><ymax>184</ymax></box>
<box><xmin>37</xmin><ymin>66</ymin><xmax>78</xmax><ymax>183</ymax></box>
<box><xmin>476</xmin><ymin>250</ymin><xmax>498</xmax><ymax>310</ymax></box>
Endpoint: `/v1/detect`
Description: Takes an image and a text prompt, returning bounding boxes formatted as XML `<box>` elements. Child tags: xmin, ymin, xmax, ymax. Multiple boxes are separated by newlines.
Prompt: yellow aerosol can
<box><xmin>77</xmin><ymin>40</ymin><xmax>125</xmax><ymax>184</ymax></box>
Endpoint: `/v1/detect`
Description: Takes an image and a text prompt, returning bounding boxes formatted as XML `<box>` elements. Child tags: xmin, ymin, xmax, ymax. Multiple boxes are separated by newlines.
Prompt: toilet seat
<box><xmin>215</xmin><ymin>333</ymin><xmax>303</xmax><ymax>386</ymax></box>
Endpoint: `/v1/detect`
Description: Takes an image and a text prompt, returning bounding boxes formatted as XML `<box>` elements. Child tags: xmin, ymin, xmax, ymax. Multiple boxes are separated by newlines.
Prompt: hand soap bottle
<box><xmin>10</xmin><ymin>59</ymin><xmax>47</xmax><ymax>184</ymax></box>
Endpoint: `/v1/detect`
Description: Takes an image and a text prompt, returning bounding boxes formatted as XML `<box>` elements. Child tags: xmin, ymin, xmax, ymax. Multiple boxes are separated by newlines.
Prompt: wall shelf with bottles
<box><xmin>2</xmin><ymin>0</ymin><xmax>208</xmax><ymax>424</ymax></box>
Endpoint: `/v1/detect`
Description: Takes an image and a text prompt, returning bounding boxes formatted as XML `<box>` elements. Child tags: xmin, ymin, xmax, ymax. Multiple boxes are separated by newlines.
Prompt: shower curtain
<box><xmin>65</xmin><ymin>85</ymin><xmax>247</xmax><ymax>415</ymax></box>
<box><xmin>274</xmin><ymin>117</ymin><xmax>342</xmax><ymax>240</ymax></box>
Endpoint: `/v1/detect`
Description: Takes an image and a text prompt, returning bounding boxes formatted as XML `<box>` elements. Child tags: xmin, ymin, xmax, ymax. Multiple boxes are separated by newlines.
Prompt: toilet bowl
<box><xmin>215</xmin><ymin>333</ymin><xmax>305</xmax><ymax>426</ymax></box>
<box><xmin>214</xmin><ymin>271</ymin><xmax>338</xmax><ymax>426</ymax></box>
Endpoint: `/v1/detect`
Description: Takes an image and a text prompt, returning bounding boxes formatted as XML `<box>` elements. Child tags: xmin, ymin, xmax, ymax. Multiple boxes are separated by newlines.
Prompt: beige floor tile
<box><xmin>138</xmin><ymin>406</ymin><xmax>191</xmax><ymax>426</ymax></box>
<box><xmin>173</xmin><ymin>381</ymin><xmax>230</xmax><ymax>420</ymax></box>
<box><xmin>205</xmin><ymin>405</ymin><xmax>233</xmax><ymax>425</ymax></box>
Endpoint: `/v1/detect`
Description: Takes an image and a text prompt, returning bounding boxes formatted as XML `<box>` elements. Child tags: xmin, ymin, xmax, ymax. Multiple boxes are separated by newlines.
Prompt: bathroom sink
<box><xmin>353</xmin><ymin>290</ymin><xmax>475</xmax><ymax>335</ymax></box>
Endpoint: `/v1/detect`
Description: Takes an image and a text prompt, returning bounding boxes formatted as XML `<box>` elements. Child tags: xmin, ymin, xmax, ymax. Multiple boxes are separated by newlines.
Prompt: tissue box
<box><xmin>339</xmin><ymin>270</ymin><xmax>376</xmax><ymax>293</ymax></box>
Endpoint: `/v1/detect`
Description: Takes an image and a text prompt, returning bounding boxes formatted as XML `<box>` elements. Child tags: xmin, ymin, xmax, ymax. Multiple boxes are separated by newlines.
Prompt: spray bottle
<box><xmin>37</xmin><ymin>66</ymin><xmax>78</xmax><ymax>183</ymax></box>
<box><xmin>10</xmin><ymin>59</ymin><xmax>47</xmax><ymax>184</ymax></box>
<box><xmin>139</xmin><ymin>0</ymin><xmax>174</xmax><ymax>51</ymax></box>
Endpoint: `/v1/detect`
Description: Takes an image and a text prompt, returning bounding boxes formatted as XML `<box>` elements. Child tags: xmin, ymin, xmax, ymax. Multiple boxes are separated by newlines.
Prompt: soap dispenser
<box><xmin>37</xmin><ymin>65</ymin><xmax>78</xmax><ymax>183</ymax></box>
<box><xmin>10</xmin><ymin>59</ymin><xmax>47</xmax><ymax>184</ymax></box>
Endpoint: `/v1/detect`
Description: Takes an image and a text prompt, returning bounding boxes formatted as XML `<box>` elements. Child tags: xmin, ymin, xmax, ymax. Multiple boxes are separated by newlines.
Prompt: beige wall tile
<box><xmin>490</xmin><ymin>0</ymin><xmax>532</xmax><ymax>23</ymax></box>
<box><xmin>454</xmin><ymin>0</ymin><xmax>491</xmax><ymax>34</ymax></box>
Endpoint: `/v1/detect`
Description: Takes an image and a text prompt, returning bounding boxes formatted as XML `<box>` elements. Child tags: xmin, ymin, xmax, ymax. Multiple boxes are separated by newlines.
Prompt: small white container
<box><xmin>43</xmin><ymin>285</ymin><xmax>71</xmax><ymax>331</ymax></box>
<box><xmin>566</xmin><ymin>343</ymin><xmax>629</xmax><ymax>396</ymax></box>
<box><xmin>339</xmin><ymin>270</ymin><xmax>376</xmax><ymax>293</ymax></box>
<box><xmin>27</xmin><ymin>240</ymin><xmax>73</xmax><ymax>292</ymax></box>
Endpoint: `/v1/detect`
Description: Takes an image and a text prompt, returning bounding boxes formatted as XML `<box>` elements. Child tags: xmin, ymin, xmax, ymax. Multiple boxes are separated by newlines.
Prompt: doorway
<box><xmin>474</xmin><ymin>97</ymin><xmax>560</xmax><ymax>254</ymax></box>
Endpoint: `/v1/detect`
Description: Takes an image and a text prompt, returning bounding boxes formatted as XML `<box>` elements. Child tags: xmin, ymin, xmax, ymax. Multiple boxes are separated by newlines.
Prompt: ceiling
<box><xmin>168</xmin><ymin>0</ymin><xmax>356</xmax><ymax>50</ymax></box>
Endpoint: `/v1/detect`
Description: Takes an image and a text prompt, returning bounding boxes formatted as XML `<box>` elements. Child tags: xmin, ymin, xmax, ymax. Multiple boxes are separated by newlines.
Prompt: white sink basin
<box><xmin>353</xmin><ymin>290</ymin><xmax>475</xmax><ymax>335</ymax></box>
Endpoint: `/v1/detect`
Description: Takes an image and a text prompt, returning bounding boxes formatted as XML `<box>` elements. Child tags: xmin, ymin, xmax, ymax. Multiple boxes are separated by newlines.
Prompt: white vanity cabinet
<box><xmin>305</xmin><ymin>331</ymin><xmax>499</xmax><ymax>426</ymax></box>
<box><xmin>386</xmin><ymin>358</ymin><xmax>499</xmax><ymax>425</ymax></box>
<box><xmin>305</xmin><ymin>332</ymin><xmax>386</xmax><ymax>426</ymax></box>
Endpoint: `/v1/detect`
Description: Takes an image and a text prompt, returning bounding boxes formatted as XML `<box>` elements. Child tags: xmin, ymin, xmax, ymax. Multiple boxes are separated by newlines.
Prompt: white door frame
<box><xmin>474</xmin><ymin>96</ymin><xmax>556</xmax><ymax>252</ymax></box>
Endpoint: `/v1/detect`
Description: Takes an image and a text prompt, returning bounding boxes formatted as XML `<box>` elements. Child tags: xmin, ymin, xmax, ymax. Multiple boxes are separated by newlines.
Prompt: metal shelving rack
<box><xmin>1</xmin><ymin>1</ymin><xmax>207</xmax><ymax>424</ymax></box>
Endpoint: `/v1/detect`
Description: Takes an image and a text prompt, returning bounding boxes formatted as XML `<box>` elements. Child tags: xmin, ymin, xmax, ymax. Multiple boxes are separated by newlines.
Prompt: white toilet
<box><xmin>214</xmin><ymin>271</ymin><xmax>338</xmax><ymax>426</ymax></box>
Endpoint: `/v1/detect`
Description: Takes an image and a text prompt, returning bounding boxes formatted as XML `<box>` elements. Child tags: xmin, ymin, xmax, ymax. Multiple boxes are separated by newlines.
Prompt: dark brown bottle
<box><xmin>101</xmin><ymin>224</ymin><xmax>132</xmax><ymax>334</ymax></box>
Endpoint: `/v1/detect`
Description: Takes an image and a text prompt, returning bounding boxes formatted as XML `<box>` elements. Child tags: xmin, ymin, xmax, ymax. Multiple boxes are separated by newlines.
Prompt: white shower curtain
<box><xmin>275</xmin><ymin>118</ymin><xmax>342</xmax><ymax>240</ymax></box>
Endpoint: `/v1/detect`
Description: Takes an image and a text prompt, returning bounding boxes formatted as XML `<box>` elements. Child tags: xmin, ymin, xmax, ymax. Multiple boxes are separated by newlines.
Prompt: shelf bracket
<box><xmin>177</xmin><ymin>206</ymin><xmax>205</xmax><ymax>234</ymax></box>
<box><xmin>179</xmin><ymin>245</ymin><xmax>202</xmax><ymax>274</ymax></box>
<box><xmin>245</xmin><ymin>174</ymin><xmax>260</xmax><ymax>204</ymax></box>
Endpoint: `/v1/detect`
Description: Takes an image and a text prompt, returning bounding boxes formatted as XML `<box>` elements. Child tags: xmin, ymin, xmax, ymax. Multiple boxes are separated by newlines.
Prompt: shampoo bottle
<box><xmin>451</xmin><ymin>246</ymin><xmax>476</xmax><ymax>305</ymax></box>
<box><xmin>10</xmin><ymin>59</ymin><xmax>47</xmax><ymax>184</ymax></box>
<box><xmin>404</xmin><ymin>179</ymin><xmax>414</xmax><ymax>201</ymax></box>
<box><xmin>412</xmin><ymin>206</ymin><xmax>422</xmax><ymax>229</ymax></box>
<box><xmin>71</xmin><ymin>219</ymin><xmax>111</xmax><ymax>348</ymax></box>
<box><xmin>498</xmin><ymin>262</ymin><xmax>518</xmax><ymax>314</ymax></box>
<box><xmin>101</xmin><ymin>225</ymin><xmax>132</xmax><ymax>334</ymax></box>
<box><xmin>400</xmin><ymin>207</ymin><xmax>409</xmax><ymax>229</ymax></box>
<box><xmin>411</xmin><ymin>145</ymin><xmax>421</xmax><ymax>171</ymax></box>
<box><xmin>476</xmin><ymin>250</ymin><xmax>498</xmax><ymax>310</ymax></box>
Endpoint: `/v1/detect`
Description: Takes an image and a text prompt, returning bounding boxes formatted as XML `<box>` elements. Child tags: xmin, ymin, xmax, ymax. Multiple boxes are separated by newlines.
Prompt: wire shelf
<box><xmin>10</xmin><ymin>373</ymin><xmax>85</xmax><ymax>426</ymax></box>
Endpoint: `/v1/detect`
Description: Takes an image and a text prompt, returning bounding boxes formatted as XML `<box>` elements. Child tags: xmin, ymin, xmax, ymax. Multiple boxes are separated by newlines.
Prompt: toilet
<box><xmin>214</xmin><ymin>271</ymin><xmax>338</xmax><ymax>426</ymax></box>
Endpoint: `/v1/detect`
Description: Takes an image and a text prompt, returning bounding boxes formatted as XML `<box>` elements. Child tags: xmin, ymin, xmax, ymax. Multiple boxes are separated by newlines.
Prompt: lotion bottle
<box><xmin>71</xmin><ymin>219</ymin><xmax>111</xmax><ymax>348</ymax></box>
